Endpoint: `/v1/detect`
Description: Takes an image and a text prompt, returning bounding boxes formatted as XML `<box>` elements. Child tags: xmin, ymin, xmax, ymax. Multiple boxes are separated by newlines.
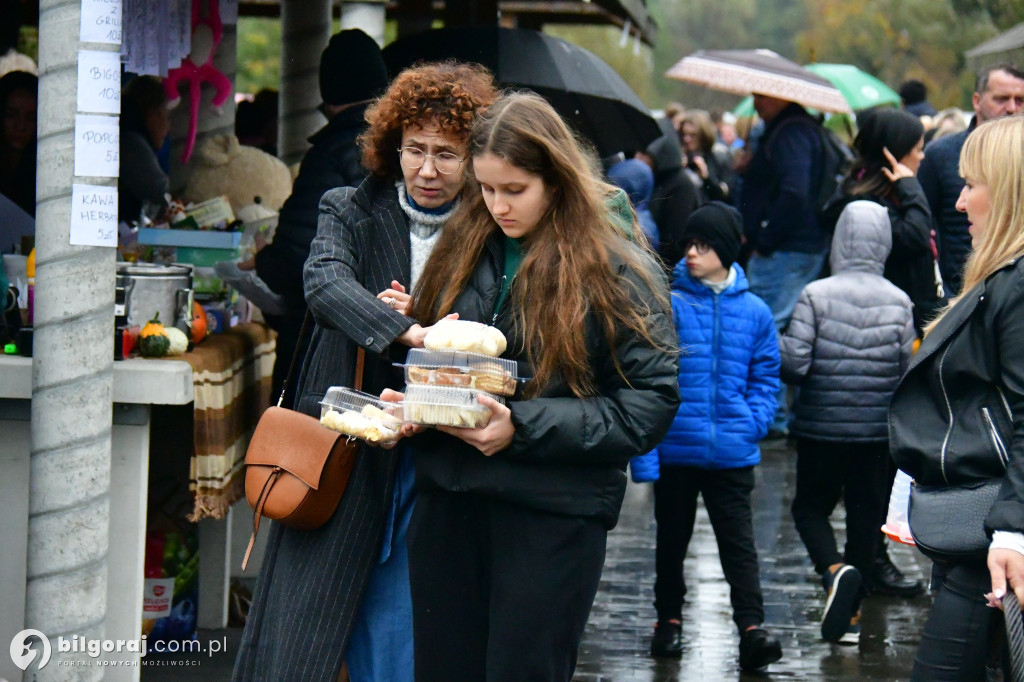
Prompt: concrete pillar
<box><xmin>341</xmin><ymin>2</ymin><xmax>387</xmax><ymax>46</ymax></box>
<box><xmin>30</xmin><ymin>0</ymin><xmax>116</xmax><ymax>678</ymax></box>
<box><xmin>168</xmin><ymin>7</ymin><xmax>237</xmax><ymax>194</ymax></box>
<box><xmin>278</xmin><ymin>1</ymin><xmax>331</xmax><ymax>168</ymax></box>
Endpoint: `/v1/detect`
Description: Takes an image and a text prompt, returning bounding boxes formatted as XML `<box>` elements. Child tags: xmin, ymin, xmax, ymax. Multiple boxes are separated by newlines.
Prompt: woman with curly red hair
<box><xmin>234</xmin><ymin>61</ymin><xmax>497</xmax><ymax>682</ymax></box>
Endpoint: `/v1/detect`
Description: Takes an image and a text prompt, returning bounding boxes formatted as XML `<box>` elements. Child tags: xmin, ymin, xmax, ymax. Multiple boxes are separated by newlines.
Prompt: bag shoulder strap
<box><xmin>277</xmin><ymin>310</ymin><xmax>367</xmax><ymax>407</ymax></box>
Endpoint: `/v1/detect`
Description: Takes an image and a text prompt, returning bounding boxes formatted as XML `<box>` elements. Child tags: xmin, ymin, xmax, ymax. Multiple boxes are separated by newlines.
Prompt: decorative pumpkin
<box><xmin>191</xmin><ymin>301</ymin><xmax>208</xmax><ymax>344</ymax></box>
<box><xmin>139</xmin><ymin>312</ymin><xmax>171</xmax><ymax>357</ymax></box>
<box><xmin>165</xmin><ymin>327</ymin><xmax>190</xmax><ymax>356</ymax></box>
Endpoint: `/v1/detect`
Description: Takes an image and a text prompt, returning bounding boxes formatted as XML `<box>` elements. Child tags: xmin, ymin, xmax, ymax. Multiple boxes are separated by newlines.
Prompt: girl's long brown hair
<box><xmin>411</xmin><ymin>92</ymin><xmax>670</xmax><ymax>398</ymax></box>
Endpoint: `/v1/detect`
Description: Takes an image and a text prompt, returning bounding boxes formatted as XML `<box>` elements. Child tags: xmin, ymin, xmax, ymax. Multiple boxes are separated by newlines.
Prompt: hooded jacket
<box><xmin>646</xmin><ymin>119</ymin><xmax>699</xmax><ymax>270</ymax></box>
<box><xmin>890</xmin><ymin>256</ymin><xmax>1024</xmax><ymax>535</ymax></box>
<box><xmin>631</xmin><ymin>261</ymin><xmax>779</xmax><ymax>476</ymax></box>
<box><xmin>411</xmin><ymin>235</ymin><xmax>681</xmax><ymax>529</ymax></box>
<box><xmin>780</xmin><ymin>201</ymin><xmax>916</xmax><ymax>442</ymax></box>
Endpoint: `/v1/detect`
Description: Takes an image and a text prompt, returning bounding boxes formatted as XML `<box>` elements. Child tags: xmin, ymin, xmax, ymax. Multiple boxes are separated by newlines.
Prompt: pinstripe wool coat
<box><xmin>234</xmin><ymin>176</ymin><xmax>418</xmax><ymax>682</ymax></box>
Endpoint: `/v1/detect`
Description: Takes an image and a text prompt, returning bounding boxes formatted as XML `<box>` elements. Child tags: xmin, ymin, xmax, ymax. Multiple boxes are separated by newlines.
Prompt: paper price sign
<box><xmin>77</xmin><ymin>50</ymin><xmax>121</xmax><ymax>114</ymax></box>
<box><xmin>71</xmin><ymin>184</ymin><xmax>118</xmax><ymax>247</ymax></box>
<box><xmin>74</xmin><ymin>115</ymin><xmax>120</xmax><ymax>178</ymax></box>
<box><xmin>80</xmin><ymin>0</ymin><xmax>122</xmax><ymax>44</ymax></box>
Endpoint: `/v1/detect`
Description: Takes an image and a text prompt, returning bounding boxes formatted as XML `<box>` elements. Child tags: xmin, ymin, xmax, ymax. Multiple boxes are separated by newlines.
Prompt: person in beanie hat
<box><xmin>319</xmin><ymin>28</ymin><xmax>389</xmax><ymax>108</ymax></box>
<box><xmin>630</xmin><ymin>201</ymin><xmax>783</xmax><ymax>671</ymax></box>
<box><xmin>252</xmin><ymin>28</ymin><xmax>389</xmax><ymax>410</ymax></box>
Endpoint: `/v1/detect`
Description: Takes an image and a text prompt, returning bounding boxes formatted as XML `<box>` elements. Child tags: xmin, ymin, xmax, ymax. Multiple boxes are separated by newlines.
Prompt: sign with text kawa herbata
<box><xmin>71</xmin><ymin>184</ymin><xmax>118</xmax><ymax>247</ymax></box>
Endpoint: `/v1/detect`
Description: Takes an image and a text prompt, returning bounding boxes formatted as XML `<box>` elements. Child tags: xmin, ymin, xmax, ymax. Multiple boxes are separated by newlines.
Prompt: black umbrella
<box><xmin>382</xmin><ymin>26</ymin><xmax>662</xmax><ymax>158</ymax></box>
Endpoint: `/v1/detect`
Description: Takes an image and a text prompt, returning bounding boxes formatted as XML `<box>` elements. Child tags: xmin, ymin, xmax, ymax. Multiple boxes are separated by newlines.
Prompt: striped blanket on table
<box><xmin>175</xmin><ymin>323</ymin><xmax>275</xmax><ymax>520</ymax></box>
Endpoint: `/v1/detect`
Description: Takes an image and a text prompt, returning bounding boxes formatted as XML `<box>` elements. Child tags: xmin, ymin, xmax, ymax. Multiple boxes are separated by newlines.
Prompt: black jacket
<box><xmin>255</xmin><ymin>105</ymin><xmax>370</xmax><ymax>404</ymax></box>
<box><xmin>256</xmin><ymin>105</ymin><xmax>369</xmax><ymax>313</ymax></box>
<box><xmin>645</xmin><ymin>118</ymin><xmax>699</xmax><ymax>272</ymax></box>
<box><xmin>411</xmin><ymin>235</ymin><xmax>681</xmax><ymax>529</ymax></box>
<box><xmin>919</xmin><ymin>124</ymin><xmax>973</xmax><ymax>294</ymax></box>
<box><xmin>890</xmin><ymin>257</ymin><xmax>1024</xmax><ymax>536</ymax></box>
<box><xmin>740</xmin><ymin>104</ymin><xmax>826</xmax><ymax>255</ymax></box>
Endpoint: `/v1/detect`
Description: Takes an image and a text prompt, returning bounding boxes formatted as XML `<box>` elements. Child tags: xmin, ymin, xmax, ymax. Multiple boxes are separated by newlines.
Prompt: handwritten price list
<box><xmin>77</xmin><ymin>50</ymin><xmax>121</xmax><ymax>114</ymax></box>
<box><xmin>75</xmin><ymin>115</ymin><xmax>119</xmax><ymax>178</ymax></box>
<box><xmin>80</xmin><ymin>0</ymin><xmax>122</xmax><ymax>45</ymax></box>
<box><xmin>71</xmin><ymin>184</ymin><xmax>118</xmax><ymax>247</ymax></box>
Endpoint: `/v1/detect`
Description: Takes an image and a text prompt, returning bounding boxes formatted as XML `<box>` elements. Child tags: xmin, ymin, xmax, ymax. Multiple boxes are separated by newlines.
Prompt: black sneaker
<box><xmin>864</xmin><ymin>554</ymin><xmax>924</xmax><ymax>598</ymax></box>
<box><xmin>739</xmin><ymin>627</ymin><xmax>783</xmax><ymax>671</ymax></box>
<box><xmin>821</xmin><ymin>564</ymin><xmax>861</xmax><ymax>643</ymax></box>
<box><xmin>650</xmin><ymin>619</ymin><xmax>683</xmax><ymax>658</ymax></box>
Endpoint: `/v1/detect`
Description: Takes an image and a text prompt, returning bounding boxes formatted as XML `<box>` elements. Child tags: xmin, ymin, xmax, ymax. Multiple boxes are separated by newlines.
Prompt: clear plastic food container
<box><xmin>402</xmin><ymin>384</ymin><xmax>504</xmax><ymax>429</ymax></box>
<box><xmin>402</xmin><ymin>349</ymin><xmax>519</xmax><ymax>397</ymax></box>
<box><xmin>319</xmin><ymin>387</ymin><xmax>404</xmax><ymax>445</ymax></box>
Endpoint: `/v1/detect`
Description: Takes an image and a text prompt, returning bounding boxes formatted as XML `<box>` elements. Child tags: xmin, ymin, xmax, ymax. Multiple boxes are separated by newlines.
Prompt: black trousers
<box><xmin>791</xmin><ymin>438</ymin><xmax>889</xmax><ymax>581</ymax></box>
<box><xmin>407</xmin><ymin>490</ymin><xmax>607</xmax><ymax>682</ymax></box>
<box><xmin>653</xmin><ymin>465</ymin><xmax>765</xmax><ymax>631</ymax></box>
<box><xmin>912</xmin><ymin>562</ymin><xmax>1007</xmax><ymax>681</ymax></box>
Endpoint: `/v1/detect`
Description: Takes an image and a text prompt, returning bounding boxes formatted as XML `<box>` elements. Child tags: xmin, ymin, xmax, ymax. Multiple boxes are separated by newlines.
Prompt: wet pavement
<box><xmin>144</xmin><ymin>437</ymin><xmax>933</xmax><ymax>681</ymax></box>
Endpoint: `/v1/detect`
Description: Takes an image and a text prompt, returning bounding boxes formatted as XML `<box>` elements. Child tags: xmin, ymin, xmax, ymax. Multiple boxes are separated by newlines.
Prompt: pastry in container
<box><xmin>403</xmin><ymin>385</ymin><xmax>505</xmax><ymax>429</ymax></box>
<box><xmin>319</xmin><ymin>387</ymin><xmax>404</xmax><ymax>445</ymax></box>
<box><xmin>403</xmin><ymin>348</ymin><xmax>519</xmax><ymax>397</ymax></box>
<box><xmin>422</xmin><ymin>319</ymin><xmax>507</xmax><ymax>357</ymax></box>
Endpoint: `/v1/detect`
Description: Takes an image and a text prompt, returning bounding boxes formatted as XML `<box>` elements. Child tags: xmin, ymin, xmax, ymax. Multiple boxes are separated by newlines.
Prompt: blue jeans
<box><xmin>746</xmin><ymin>250</ymin><xmax>825</xmax><ymax>431</ymax></box>
<box><xmin>345</xmin><ymin>449</ymin><xmax>416</xmax><ymax>682</ymax></box>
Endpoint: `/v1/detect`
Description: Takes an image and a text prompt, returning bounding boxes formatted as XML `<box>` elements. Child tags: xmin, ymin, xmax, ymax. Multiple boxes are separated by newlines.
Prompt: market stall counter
<box><xmin>0</xmin><ymin>322</ymin><xmax>273</xmax><ymax>682</ymax></box>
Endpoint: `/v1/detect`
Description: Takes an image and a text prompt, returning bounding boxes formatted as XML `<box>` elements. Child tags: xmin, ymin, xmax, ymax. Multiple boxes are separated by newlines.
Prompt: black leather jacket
<box><xmin>411</xmin><ymin>234</ymin><xmax>681</xmax><ymax>529</ymax></box>
<box><xmin>890</xmin><ymin>257</ymin><xmax>1024</xmax><ymax>535</ymax></box>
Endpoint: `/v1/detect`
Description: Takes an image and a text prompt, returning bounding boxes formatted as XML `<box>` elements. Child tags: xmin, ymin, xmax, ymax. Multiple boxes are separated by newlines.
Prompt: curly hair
<box><xmin>358</xmin><ymin>62</ymin><xmax>497</xmax><ymax>179</ymax></box>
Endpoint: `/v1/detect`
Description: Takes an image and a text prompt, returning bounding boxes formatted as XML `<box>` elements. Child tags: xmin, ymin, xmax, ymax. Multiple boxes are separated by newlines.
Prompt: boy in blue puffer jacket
<box><xmin>631</xmin><ymin>202</ymin><xmax>782</xmax><ymax>671</ymax></box>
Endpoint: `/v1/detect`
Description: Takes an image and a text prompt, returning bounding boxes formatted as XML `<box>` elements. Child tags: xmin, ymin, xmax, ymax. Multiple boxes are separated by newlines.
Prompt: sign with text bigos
<box><xmin>70</xmin><ymin>184</ymin><xmax>118</xmax><ymax>247</ymax></box>
<box><xmin>76</xmin><ymin>50</ymin><xmax>121</xmax><ymax>114</ymax></box>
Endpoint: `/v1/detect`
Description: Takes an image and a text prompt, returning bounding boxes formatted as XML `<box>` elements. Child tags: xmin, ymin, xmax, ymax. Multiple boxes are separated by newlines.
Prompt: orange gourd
<box><xmin>191</xmin><ymin>301</ymin><xmax>208</xmax><ymax>344</ymax></box>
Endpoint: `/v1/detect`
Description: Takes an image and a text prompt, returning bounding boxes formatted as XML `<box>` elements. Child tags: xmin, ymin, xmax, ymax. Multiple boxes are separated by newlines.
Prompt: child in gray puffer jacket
<box><xmin>780</xmin><ymin>200</ymin><xmax>915</xmax><ymax>646</ymax></box>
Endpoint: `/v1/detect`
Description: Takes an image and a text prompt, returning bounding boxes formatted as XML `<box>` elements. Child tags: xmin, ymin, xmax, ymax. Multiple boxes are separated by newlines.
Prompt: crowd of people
<box><xmin>4</xmin><ymin>25</ymin><xmax>1024</xmax><ymax>682</ymax></box>
<box><xmin>222</xmin><ymin>35</ymin><xmax>1024</xmax><ymax>680</ymax></box>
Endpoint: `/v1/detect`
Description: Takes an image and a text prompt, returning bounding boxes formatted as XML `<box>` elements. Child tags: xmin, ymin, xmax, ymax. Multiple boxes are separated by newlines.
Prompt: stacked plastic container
<box><xmin>400</xmin><ymin>349</ymin><xmax>518</xmax><ymax>428</ymax></box>
<box><xmin>319</xmin><ymin>386</ymin><xmax>404</xmax><ymax>445</ymax></box>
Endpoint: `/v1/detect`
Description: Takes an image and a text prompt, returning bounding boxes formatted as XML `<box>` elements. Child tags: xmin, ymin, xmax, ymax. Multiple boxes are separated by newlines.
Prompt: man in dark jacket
<box><xmin>251</xmin><ymin>29</ymin><xmax>388</xmax><ymax>406</ymax></box>
<box><xmin>739</xmin><ymin>95</ymin><xmax>827</xmax><ymax>435</ymax></box>
<box><xmin>918</xmin><ymin>63</ymin><xmax>1024</xmax><ymax>295</ymax></box>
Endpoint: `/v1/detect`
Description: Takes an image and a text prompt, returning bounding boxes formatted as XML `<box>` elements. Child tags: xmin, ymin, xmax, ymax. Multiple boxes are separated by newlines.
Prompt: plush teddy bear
<box><xmin>181</xmin><ymin>134</ymin><xmax>292</xmax><ymax>214</ymax></box>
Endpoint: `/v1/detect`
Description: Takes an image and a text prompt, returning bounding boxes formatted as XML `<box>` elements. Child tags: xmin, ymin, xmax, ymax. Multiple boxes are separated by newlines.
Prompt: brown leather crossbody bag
<box><xmin>241</xmin><ymin>313</ymin><xmax>363</xmax><ymax>570</ymax></box>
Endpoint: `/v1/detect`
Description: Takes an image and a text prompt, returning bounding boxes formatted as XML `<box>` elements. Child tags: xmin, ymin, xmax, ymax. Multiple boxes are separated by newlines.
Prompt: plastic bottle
<box><xmin>26</xmin><ymin>247</ymin><xmax>35</xmax><ymax>325</ymax></box>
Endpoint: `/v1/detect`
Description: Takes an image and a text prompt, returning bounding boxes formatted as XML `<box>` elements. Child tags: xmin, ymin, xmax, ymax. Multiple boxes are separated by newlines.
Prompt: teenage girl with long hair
<box><xmin>397</xmin><ymin>92</ymin><xmax>681</xmax><ymax>681</ymax></box>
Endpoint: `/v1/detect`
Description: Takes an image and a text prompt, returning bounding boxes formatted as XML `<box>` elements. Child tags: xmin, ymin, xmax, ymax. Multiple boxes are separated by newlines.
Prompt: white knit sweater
<box><xmin>396</xmin><ymin>181</ymin><xmax>456</xmax><ymax>292</ymax></box>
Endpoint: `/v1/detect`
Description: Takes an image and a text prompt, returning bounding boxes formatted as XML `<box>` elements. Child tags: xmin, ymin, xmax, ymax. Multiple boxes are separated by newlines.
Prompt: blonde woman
<box><xmin>890</xmin><ymin>114</ymin><xmax>1024</xmax><ymax>680</ymax></box>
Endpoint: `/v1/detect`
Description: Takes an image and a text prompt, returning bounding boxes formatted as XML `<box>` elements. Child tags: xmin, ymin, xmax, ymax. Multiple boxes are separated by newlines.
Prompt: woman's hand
<box><xmin>377</xmin><ymin>280</ymin><xmax>411</xmax><ymax>316</ymax></box>
<box><xmin>397</xmin><ymin>313</ymin><xmax>459</xmax><ymax>348</ymax></box>
<box><xmin>379</xmin><ymin>388</ymin><xmax>424</xmax><ymax>446</ymax></box>
<box><xmin>435</xmin><ymin>394</ymin><xmax>514</xmax><ymax>456</ymax></box>
<box><xmin>987</xmin><ymin>547</ymin><xmax>1024</xmax><ymax>609</ymax></box>
<box><xmin>882</xmin><ymin>147</ymin><xmax>915</xmax><ymax>182</ymax></box>
<box><xmin>690</xmin><ymin>154</ymin><xmax>709</xmax><ymax>180</ymax></box>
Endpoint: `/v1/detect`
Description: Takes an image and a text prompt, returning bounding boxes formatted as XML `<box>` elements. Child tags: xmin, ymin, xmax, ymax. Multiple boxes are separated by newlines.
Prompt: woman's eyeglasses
<box><xmin>398</xmin><ymin>147</ymin><xmax>464</xmax><ymax>175</ymax></box>
<box><xmin>683</xmin><ymin>239</ymin><xmax>712</xmax><ymax>255</ymax></box>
